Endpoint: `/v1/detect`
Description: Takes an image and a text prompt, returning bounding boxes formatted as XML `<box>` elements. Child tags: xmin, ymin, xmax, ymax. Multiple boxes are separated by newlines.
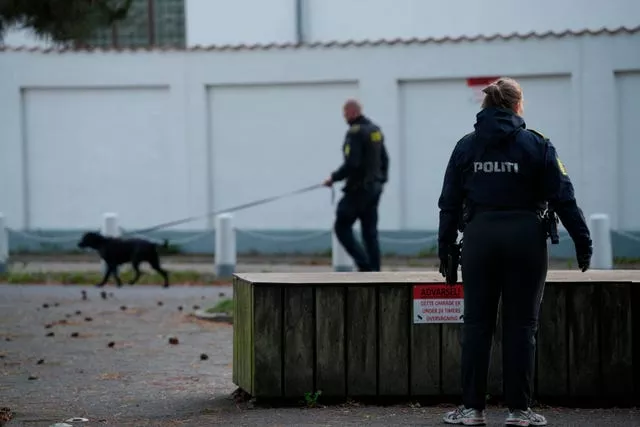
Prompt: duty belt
<box><xmin>473</xmin><ymin>206</ymin><xmax>541</xmax><ymax>213</ymax></box>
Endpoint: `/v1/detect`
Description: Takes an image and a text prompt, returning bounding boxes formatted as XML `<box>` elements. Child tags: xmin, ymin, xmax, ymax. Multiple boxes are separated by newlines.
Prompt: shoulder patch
<box><xmin>370</xmin><ymin>130</ymin><xmax>383</xmax><ymax>142</ymax></box>
<box><xmin>528</xmin><ymin>128</ymin><xmax>548</xmax><ymax>141</ymax></box>
<box><xmin>556</xmin><ymin>156</ymin><xmax>568</xmax><ymax>176</ymax></box>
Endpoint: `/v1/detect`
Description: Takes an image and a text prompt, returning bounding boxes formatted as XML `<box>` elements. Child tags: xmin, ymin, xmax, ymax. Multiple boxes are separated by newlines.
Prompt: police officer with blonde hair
<box><xmin>438</xmin><ymin>77</ymin><xmax>592</xmax><ymax>426</ymax></box>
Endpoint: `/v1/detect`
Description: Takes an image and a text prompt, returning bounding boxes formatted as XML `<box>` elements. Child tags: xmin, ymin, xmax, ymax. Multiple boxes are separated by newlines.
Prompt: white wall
<box><xmin>4</xmin><ymin>0</ymin><xmax>637</xmax><ymax>49</ymax></box>
<box><xmin>186</xmin><ymin>0</ymin><xmax>296</xmax><ymax>47</ymax></box>
<box><xmin>1</xmin><ymin>31</ymin><xmax>639</xmax><ymax>232</ymax></box>
<box><xmin>306</xmin><ymin>0</ymin><xmax>640</xmax><ymax>43</ymax></box>
<box><xmin>22</xmin><ymin>86</ymin><xmax>188</xmax><ymax>229</ymax></box>
<box><xmin>616</xmin><ymin>72</ymin><xmax>640</xmax><ymax>229</ymax></box>
<box><xmin>185</xmin><ymin>0</ymin><xmax>640</xmax><ymax>46</ymax></box>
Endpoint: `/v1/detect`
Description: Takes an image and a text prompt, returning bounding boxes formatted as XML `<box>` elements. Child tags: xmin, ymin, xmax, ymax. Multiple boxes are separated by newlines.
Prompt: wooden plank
<box><xmin>600</xmin><ymin>283</ymin><xmax>633</xmax><ymax>397</ymax></box>
<box><xmin>243</xmin><ymin>280</ymin><xmax>255</xmax><ymax>395</ymax></box>
<box><xmin>410</xmin><ymin>323</ymin><xmax>441</xmax><ymax>395</ymax></box>
<box><xmin>441</xmin><ymin>324</ymin><xmax>462</xmax><ymax>395</ymax></box>
<box><xmin>568</xmin><ymin>284</ymin><xmax>600</xmax><ymax>396</ymax></box>
<box><xmin>233</xmin><ymin>277</ymin><xmax>238</xmax><ymax>386</ymax></box>
<box><xmin>487</xmin><ymin>299</ymin><xmax>503</xmax><ymax>398</ymax></box>
<box><xmin>283</xmin><ymin>286</ymin><xmax>314</xmax><ymax>398</ymax></box>
<box><xmin>378</xmin><ymin>285</ymin><xmax>410</xmax><ymax>396</ymax></box>
<box><xmin>537</xmin><ymin>284</ymin><xmax>568</xmax><ymax>396</ymax></box>
<box><xmin>346</xmin><ymin>286</ymin><xmax>377</xmax><ymax>396</ymax></box>
<box><xmin>234</xmin><ymin>270</ymin><xmax>640</xmax><ymax>285</ymax></box>
<box><xmin>632</xmin><ymin>284</ymin><xmax>640</xmax><ymax>397</ymax></box>
<box><xmin>316</xmin><ymin>286</ymin><xmax>346</xmax><ymax>397</ymax></box>
<box><xmin>232</xmin><ymin>277</ymin><xmax>254</xmax><ymax>394</ymax></box>
<box><xmin>253</xmin><ymin>285</ymin><xmax>283</xmax><ymax>397</ymax></box>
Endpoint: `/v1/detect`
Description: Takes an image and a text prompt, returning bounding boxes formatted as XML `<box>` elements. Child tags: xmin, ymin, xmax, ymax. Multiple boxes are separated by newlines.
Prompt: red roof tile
<box><xmin>1</xmin><ymin>26</ymin><xmax>638</xmax><ymax>54</ymax></box>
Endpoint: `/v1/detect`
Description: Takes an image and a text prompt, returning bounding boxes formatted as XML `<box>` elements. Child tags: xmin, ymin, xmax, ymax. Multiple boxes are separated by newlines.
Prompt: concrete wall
<box><xmin>186</xmin><ymin>0</ymin><xmax>639</xmax><ymax>46</ymax></box>
<box><xmin>1</xmin><ymin>31</ymin><xmax>639</xmax><ymax>256</ymax></box>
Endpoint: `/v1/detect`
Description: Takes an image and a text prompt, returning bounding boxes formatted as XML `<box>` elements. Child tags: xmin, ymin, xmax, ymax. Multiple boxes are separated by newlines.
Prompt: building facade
<box><xmin>4</xmin><ymin>0</ymin><xmax>638</xmax><ymax>49</ymax></box>
<box><xmin>185</xmin><ymin>0</ymin><xmax>640</xmax><ymax>46</ymax></box>
<box><xmin>0</xmin><ymin>1</ymin><xmax>639</xmax><ymax>257</ymax></box>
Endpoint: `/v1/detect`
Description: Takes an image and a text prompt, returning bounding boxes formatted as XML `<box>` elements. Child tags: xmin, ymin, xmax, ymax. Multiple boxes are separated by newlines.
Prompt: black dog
<box><xmin>77</xmin><ymin>231</ymin><xmax>170</xmax><ymax>288</ymax></box>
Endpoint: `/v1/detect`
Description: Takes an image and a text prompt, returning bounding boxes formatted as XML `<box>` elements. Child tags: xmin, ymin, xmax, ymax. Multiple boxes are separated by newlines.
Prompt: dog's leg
<box><xmin>129</xmin><ymin>260</ymin><xmax>142</xmax><ymax>285</ymax></box>
<box><xmin>112</xmin><ymin>265</ymin><xmax>123</xmax><ymax>288</ymax></box>
<box><xmin>149</xmin><ymin>254</ymin><xmax>170</xmax><ymax>288</ymax></box>
<box><xmin>96</xmin><ymin>266</ymin><xmax>113</xmax><ymax>287</ymax></box>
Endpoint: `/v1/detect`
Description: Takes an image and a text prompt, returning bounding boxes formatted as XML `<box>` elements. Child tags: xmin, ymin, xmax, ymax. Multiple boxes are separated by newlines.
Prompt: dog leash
<box><xmin>120</xmin><ymin>183</ymin><xmax>335</xmax><ymax>236</ymax></box>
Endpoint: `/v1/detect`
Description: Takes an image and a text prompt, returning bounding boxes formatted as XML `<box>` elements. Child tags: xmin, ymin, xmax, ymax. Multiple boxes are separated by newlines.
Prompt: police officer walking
<box><xmin>323</xmin><ymin>99</ymin><xmax>389</xmax><ymax>272</ymax></box>
<box><xmin>437</xmin><ymin>78</ymin><xmax>592</xmax><ymax>426</ymax></box>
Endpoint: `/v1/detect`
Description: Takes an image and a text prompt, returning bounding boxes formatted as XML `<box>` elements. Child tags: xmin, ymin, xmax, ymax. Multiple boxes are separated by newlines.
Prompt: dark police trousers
<box><xmin>461</xmin><ymin>210</ymin><xmax>547</xmax><ymax>411</ymax></box>
<box><xmin>334</xmin><ymin>184</ymin><xmax>382</xmax><ymax>272</ymax></box>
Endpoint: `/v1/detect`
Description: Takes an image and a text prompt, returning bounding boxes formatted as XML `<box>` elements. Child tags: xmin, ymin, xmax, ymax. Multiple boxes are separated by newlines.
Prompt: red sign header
<box><xmin>413</xmin><ymin>284</ymin><xmax>464</xmax><ymax>299</ymax></box>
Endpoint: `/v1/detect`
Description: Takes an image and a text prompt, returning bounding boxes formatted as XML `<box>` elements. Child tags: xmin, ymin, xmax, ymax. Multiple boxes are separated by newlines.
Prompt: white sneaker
<box><xmin>505</xmin><ymin>408</ymin><xmax>548</xmax><ymax>426</ymax></box>
<box><xmin>443</xmin><ymin>406</ymin><xmax>487</xmax><ymax>425</ymax></box>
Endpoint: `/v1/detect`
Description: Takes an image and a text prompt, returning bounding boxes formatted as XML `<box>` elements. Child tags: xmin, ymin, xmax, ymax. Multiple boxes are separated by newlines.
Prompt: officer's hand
<box><xmin>323</xmin><ymin>177</ymin><xmax>333</xmax><ymax>187</ymax></box>
<box><xmin>438</xmin><ymin>260</ymin><xmax>447</xmax><ymax>278</ymax></box>
<box><xmin>438</xmin><ymin>246</ymin><xmax>448</xmax><ymax>278</ymax></box>
<box><xmin>576</xmin><ymin>242</ymin><xmax>593</xmax><ymax>272</ymax></box>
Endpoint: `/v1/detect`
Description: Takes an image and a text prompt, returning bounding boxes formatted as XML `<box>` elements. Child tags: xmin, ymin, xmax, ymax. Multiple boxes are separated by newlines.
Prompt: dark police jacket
<box><xmin>437</xmin><ymin>107</ymin><xmax>591</xmax><ymax>251</ymax></box>
<box><xmin>331</xmin><ymin>115</ymin><xmax>389</xmax><ymax>193</ymax></box>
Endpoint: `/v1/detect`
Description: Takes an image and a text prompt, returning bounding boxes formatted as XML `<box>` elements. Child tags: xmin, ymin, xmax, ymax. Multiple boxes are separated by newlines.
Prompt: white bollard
<box><xmin>589</xmin><ymin>213</ymin><xmax>613</xmax><ymax>270</ymax></box>
<box><xmin>100</xmin><ymin>213</ymin><xmax>119</xmax><ymax>274</ymax></box>
<box><xmin>0</xmin><ymin>213</ymin><xmax>8</xmax><ymax>274</ymax></box>
<box><xmin>332</xmin><ymin>231</ymin><xmax>354</xmax><ymax>272</ymax></box>
<box><xmin>215</xmin><ymin>213</ymin><xmax>236</xmax><ymax>278</ymax></box>
<box><xmin>102</xmin><ymin>212</ymin><xmax>120</xmax><ymax>237</ymax></box>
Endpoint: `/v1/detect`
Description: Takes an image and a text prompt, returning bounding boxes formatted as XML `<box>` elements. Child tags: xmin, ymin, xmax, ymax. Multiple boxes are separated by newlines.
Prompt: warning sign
<box><xmin>413</xmin><ymin>284</ymin><xmax>464</xmax><ymax>324</ymax></box>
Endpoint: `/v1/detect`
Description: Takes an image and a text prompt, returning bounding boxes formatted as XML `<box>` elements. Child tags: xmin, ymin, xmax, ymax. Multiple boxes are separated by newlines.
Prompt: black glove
<box><xmin>438</xmin><ymin>244</ymin><xmax>449</xmax><ymax>278</ymax></box>
<box><xmin>438</xmin><ymin>258</ymin><xmax>448</xmax><ymax>278</ymax></box>
<box><xmin>575</xmin><ymin>241</ymin><xmax>593</xmax><ymax>272</ymax></box>
<box><xmin>438</xmin><ymin>242</ymin><xmax>460</xmax><ymax>284</ymax></box>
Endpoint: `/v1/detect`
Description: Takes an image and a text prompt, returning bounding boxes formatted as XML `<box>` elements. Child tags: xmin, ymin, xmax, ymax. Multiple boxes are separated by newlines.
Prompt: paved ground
<box><xmin>7</xmin><ymin>256</ymin><xmax>439</xmax><ymax>274</ymax></box>
<box><xmin>1</xmin><ymin>285</ymin><xmax>639</xmax><ymax>426</ymax></box>
<box><xmin>5</xmin><ymin>259</ymin><xmax>594</xmax><ymax>275</ymax></box>
<box><xmin>8</xmin><ymin>262</ymin><xmax>438</xmax><ymax>275</ymax></box>
<box><xmin>10</xmin><ymin>252</ymin><xmax>611</xmax><ymax>273</ymax></box>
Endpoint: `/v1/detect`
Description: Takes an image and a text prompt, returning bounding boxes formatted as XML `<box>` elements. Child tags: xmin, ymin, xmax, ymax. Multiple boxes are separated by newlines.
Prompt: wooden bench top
<box><xmin>234</xmin><ymin>270</ymin><xmax>640</xmax><ymax>285</ymax></box>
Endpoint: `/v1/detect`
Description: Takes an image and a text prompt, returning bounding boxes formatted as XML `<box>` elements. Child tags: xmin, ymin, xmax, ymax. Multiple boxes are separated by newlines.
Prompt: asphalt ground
<box><xmin>1</xmin><ymin>284</ymin><xmax>639</xmax><ymax>426</ymax></box>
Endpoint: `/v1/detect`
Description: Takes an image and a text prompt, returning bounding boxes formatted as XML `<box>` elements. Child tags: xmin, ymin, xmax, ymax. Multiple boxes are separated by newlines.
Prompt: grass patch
<box><xmin>205</xmin><ymin>298</ymin><xmax>234</xmax><ymax>316</ymax></box>
<box><xmin>417</xmin><ymin>244</ymin><xmax>438</xmax><ymax>257</ymax></box>
<box><xmin>614</xmin><ymin>256</ymin><xmax>640</xmax><ymax>265</ymax></box>
<box><xmin>303</xmin><ymin>390</ymin><xmax>322</xmax><ymax>407</ymax></box>
<box><xmin>0</xmin><ymin>270</ymin><xmax>229</xmax><ymax>286</ymax></box>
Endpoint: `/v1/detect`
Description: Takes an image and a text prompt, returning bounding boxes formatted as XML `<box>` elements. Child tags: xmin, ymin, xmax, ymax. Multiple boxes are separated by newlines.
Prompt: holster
<box><xmin>541</xmin><ymin>208</ymin><xmax>560</xmax><ymax>245</ymax></box>
<box><xmin>460</xmin><ymin>202</ymin><xmax>472</xmax><ymax>232</ymax></box>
